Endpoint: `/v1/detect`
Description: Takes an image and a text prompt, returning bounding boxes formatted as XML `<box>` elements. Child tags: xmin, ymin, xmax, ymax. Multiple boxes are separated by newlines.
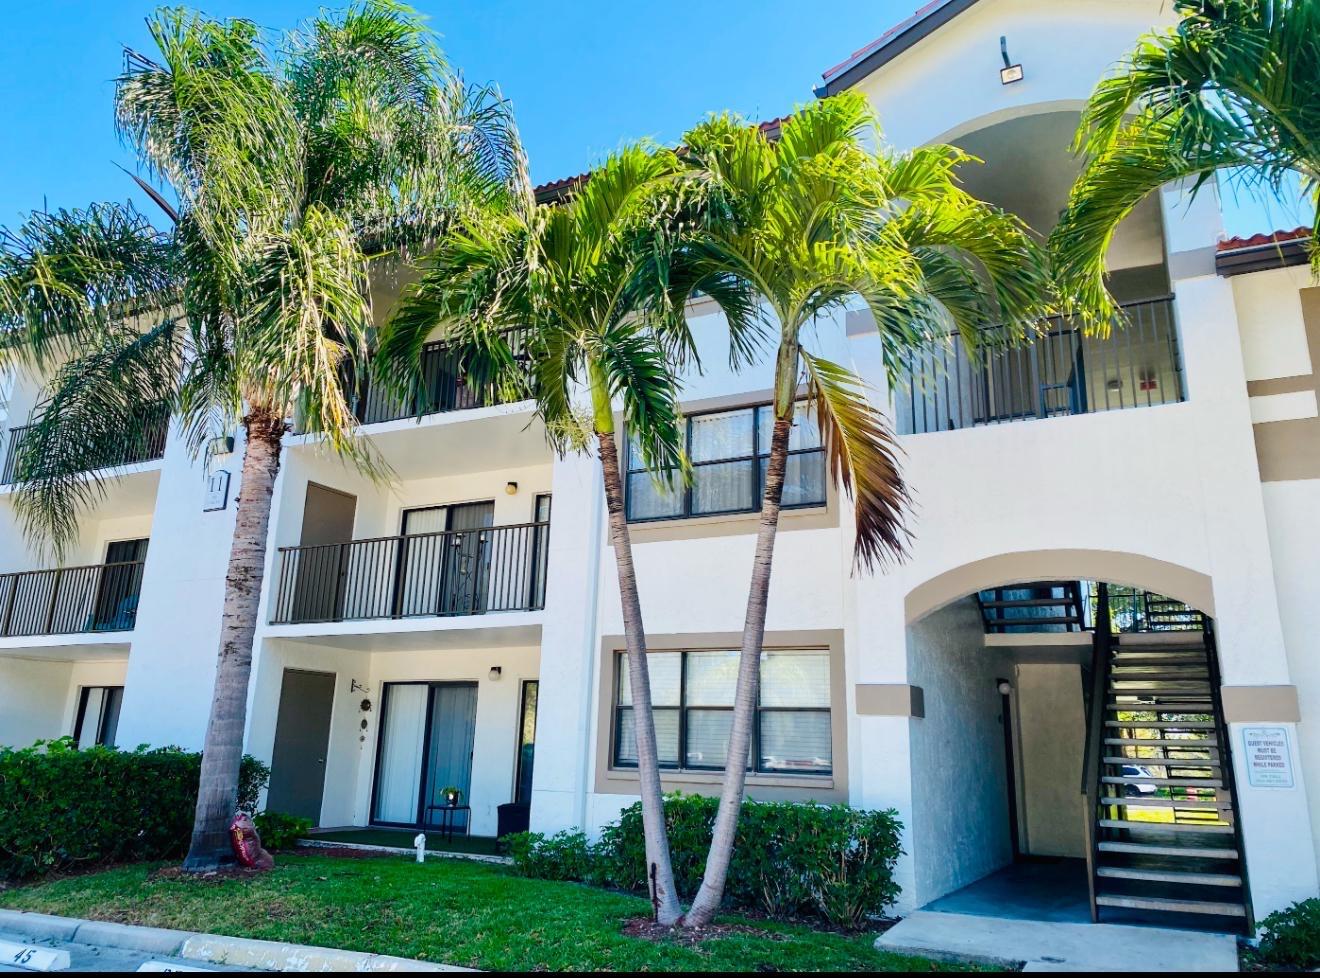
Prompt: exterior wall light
<box><xmin>489</xmin><ymin>666</ymin><xmax>503</xmax><ymax>681</ymax></box>
<box><xmin>1000</xmin><ymin>36</ymin><xmax>1023</xmax><ymax>84</ymax></box>
<box><xmin>505</xmin><ymin>481</ymin><xmax>519</xmax><ymax>495</ymax></box>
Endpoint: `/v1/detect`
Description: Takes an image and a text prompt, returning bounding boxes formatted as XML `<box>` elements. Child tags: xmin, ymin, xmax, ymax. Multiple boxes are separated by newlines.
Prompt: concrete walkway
<box><xmin>0</xmin><ymin>910</ymin><xmax>468</xmax><ymax>972</ymax></box>
<box><xmin>876</xmin><ymin>910</ymin><xmax>1240</xmax><ymax>972</ymax></box>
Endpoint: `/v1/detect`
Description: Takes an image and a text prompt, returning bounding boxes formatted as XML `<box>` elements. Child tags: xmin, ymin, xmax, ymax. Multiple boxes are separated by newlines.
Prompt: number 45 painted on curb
<box><xmin>0</xmin><ymin>939</ymin><xmax>71</xmax><ymax>972</ymax></box>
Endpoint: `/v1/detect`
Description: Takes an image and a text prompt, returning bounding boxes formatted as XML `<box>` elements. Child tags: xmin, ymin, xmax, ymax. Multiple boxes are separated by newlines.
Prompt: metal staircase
<box><xmin>1081</xmin><ymin>585</ymin><xmax>1250</xmax><ymax>929</ymax></box>
<box><xmin>978</xmin><ymin>582</ymin><xmax>1085</xmax><ymax>633</ymax></box>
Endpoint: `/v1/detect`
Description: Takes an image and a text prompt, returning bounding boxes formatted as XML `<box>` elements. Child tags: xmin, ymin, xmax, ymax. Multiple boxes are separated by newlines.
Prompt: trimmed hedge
<box><xmin>1258</xmin><ymin>898</ymin><xmax>1320</xmax><ymax>969</ymax></box>
<box><xmin>508</xmin><ymin>793</ymin><xmax>903</xmax><ymax>929</ymax></box>
<box><xmin>253</xmin><ymin>811</ymin><xmax>313</xmax><ymax>850</ymax></box>
<box><xmin>0</xmin><ymin>738</ymin><xmax>268</xmax><ymax>879</ymax></box>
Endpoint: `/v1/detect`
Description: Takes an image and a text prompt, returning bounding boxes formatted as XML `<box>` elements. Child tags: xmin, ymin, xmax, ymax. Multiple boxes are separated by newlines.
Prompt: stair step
<box><xmin>1096</xmin><ymin>866</ymin><xmax>1242</xmax><ymax>887</ymax></box>
<box><xmin>1102</xmin><ymin>776</ymin><xmax>1224</xmax><ymax>787</ymax></box>
<box><xmin>1098</xmin><ymin>840</ymin><xmax>1239</xmax><ymax>859</ymax></box>
<box><xmin>1098</xmin><ymin>819</ymin><xmax>1233</xmax><ymax>833</ymax></box>
<box><xmin>1109</xmin><ymin>685</ymin><xmax>1212</xmax><ymax>694</ymax></box>
<box><xmin>1095</xmin><ymin>894</ymin><xmax>1246</xmax><ymax>917</ymax></box>
<box><xmin>982</xmin><ymin>597</ymin><xmax>1078</xmax><ymax>608</ymax></box>
<box><xmin>1107</xmin><ymin>703</ymin><xmax>1215</xmax><ymax>713</ymax></box>
<box><xmin>1100</xmin><ymin>795</ymin><xmax>1231</xmax><ymax>809</ymax></box>
<box><xmin>1103</xmin><ymin>756</ymin><xmax>1221</xmax><ymax>767</ymax></box>
<box><xmin>989</xmin><ymin>616</ymin><xmax>1082</xmax><ymax>626</ymax></box>
<box><xmin>1112</xmin><ymin>647</ymin><xmax>1207</xmax><ymax>655</ymax></box>
<box><xmin>1109</xmin><ymin>670</ymin><xmax>1210</xmax><ymax>680</ymax></box>
<box><xmin>1105</xmin><ymin>720</ymin><xmax>1217</xmax><ymax>729</ymax></box>
<box><xmin>1105</xmin><ymin>737</ymin><xmax>1220</xmax><ymax>748</ymax></box>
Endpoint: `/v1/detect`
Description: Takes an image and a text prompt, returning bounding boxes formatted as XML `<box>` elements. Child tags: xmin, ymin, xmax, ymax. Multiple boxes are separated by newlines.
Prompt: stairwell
<box><xmin>1084</xmin><ymin>604</ymin><xmax>1250</xmax><ymax>928</ymax></box>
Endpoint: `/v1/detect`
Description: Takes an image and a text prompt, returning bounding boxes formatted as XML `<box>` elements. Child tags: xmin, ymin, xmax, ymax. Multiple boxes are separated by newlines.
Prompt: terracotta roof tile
<box><xmin>533</xmin><ymin>116</ymin><xmax>789</xmax><ymax>200</ymax></box>
<box><xmin>821</xmin><ymin>0</ymin><xmax>954</xmax><ymax>81</ymax></box>
<box><xmin>1217</xmin><ymin>226</ymin><xmax>1311</xmax><ymax>252</ymax></box>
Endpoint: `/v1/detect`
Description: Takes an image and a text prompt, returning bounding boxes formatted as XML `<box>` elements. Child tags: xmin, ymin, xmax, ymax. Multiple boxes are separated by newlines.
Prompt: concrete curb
<box><xmin>0</xmin><ymin>909</ymin><xmax>471</xmax><ymax>972</ymax></box>
<box><xmin>297</xmin><ymin>838</ymin><xmax>513</xmax><ymax>866</ymax></box>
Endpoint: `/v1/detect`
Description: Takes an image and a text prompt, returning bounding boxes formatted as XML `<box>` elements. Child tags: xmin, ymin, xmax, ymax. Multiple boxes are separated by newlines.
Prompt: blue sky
<box><xmin>0</xmin><ymin>1</ymin><xmax>1309</xmax><ymax>236</ymax></box>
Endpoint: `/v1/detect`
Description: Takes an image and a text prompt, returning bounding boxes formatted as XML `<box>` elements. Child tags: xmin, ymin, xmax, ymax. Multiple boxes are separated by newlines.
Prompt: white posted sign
<box><xmin>1242</xmin><ymin>725</ymin><xmax>1295</xmax><ymax>788</ymax></box>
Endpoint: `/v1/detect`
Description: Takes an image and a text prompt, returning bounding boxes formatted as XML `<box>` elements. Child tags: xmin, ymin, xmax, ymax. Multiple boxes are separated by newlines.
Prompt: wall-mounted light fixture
<box><xmin>489</xmin><ymin>666</ymin><xmax>503</xmax><ymax>681</ymax></box>
<box><xmin>997</xmin><ymin>680</ymin><xmax>1014</xmax><ymax>696</ymax></box>
<box><xmin>999</xmin><ymin>36</ymin><xmax>1024</xmax><ymax>85</ymax></box>
<box><xmin>505</xmin><ymin>481</ymin><xmax>519</xmax><ymax>495</ymax></box>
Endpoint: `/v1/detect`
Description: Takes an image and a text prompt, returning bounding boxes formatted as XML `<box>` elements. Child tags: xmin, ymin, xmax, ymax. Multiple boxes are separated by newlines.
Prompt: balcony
<box><xmin>270</xmin><ymin>521</ymin><xmax>550</xmax><ymax>625</ymax></box>
<box><xmin>0</xmin><ymin>560</ymin><xmax>146</xmax><ymax>638</ymax></box>
<box><xmin>1</xmin><ymin>408</ymin><xmax>170</xmax><ymax>485</ymax></box>
<box><xmin>348</xmin><ymin>328</ymin><xmax>532</xmax><ymax>426</ymax></box>
<box><xmin>896</xmin><ymin>297</ymin><xmax>1183</xmax><ymax>435</ymax></box>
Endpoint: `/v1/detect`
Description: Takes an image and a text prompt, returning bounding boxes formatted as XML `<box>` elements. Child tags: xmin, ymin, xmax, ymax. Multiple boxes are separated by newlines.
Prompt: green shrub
<box><xmin>1258</xmin><ymin>898</ymin><xmax>1320</xmax><ymax>969</ymax></box>
<box><xmin>0</xmin><ymin>738</ymin><xmax>268</xmax><ymax>879</ymax></box>
<box><xmin>504</xmin><ymin>829</ymin><xmax>596</xmax><ymax>882</ymax></box>
<box><xmin>513</xmin><ymin>793</ymin><xmax>903</xmax><ymax>928</ymax></box>
<box><xmin>253</xmin><ymin>811</ymin><xmax>313</xmax><ymax>850</ymax></box>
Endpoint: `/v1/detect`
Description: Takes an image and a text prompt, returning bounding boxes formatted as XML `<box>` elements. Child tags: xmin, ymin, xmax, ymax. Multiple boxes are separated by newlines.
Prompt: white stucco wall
<box><xmin>908</xmin><ymin>598</ymin><xmax>1013</xmax><ymax>906</ymax></box>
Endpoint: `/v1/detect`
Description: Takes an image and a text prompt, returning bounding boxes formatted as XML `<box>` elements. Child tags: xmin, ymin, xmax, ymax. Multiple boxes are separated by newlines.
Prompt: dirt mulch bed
<box><xmin>148</xmin><ymin>865</ymin><xmax>269</xmax><ymax>884</ymax></box>
<box><xmin>622</xmin><ymin>916</ymin><xmax>791</xmax><ymax>946</ymax></box>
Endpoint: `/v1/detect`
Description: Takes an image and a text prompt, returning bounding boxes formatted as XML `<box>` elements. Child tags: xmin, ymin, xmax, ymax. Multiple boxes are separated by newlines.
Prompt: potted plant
<box><xmin>441</xmin><ymin>786</ymin><xmax>463</xmax><ymax>807</ymax></box>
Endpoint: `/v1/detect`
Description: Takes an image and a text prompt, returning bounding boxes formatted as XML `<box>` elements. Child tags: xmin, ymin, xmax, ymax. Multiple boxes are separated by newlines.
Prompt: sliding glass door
<box><xmin>371</xmin><ymin>681</ymin><xmax>478</xmax><ymax>831</ymax></box>
<box><xmin>395</xmin><ymin>501</ymin><xmax>495</xmax><ymax>617</ymax></box>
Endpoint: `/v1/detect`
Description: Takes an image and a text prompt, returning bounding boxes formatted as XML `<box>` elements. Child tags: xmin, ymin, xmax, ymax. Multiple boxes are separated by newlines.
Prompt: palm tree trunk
<box><xmin>685</xmin><ymin>344</ymin><xmax>797</xmax><ymax>927</ymax></box>
<box><xmin>183</xmin><ymin>407</ymin><xmax>286</xmax><ymax>870</ymax></box>
<box><xmin>595</xmin><ymin>425</ymin><xmax>684</xmax><ymax>925</ymax></box>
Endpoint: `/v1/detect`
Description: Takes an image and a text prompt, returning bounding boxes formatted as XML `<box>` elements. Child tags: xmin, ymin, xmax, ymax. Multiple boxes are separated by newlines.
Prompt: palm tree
<box><xmin>380</xmin><ymin>144</ymin><xmax>758</xmax><ymax>925</ymax></box>
<box><xmin>1052</xmin><ymin>0</ymin><xmax>1320</xmax><ymax>322</ymax></box>
<box><xmin>676</xmin><ymin>92</ymin><xmax>1051</xmax><ymax>926</ymax></box>
<box><xmin>0</xmin><ymin>2</ymin><xmax>523</xmax><ymax>870</ymax></box>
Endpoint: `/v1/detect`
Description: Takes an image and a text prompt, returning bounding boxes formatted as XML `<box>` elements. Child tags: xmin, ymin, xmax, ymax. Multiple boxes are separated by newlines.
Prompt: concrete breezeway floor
<box><xmin>876</xmin><ymin>911</ymin><xmax>1240</xmax><ymax>971</ymax></box>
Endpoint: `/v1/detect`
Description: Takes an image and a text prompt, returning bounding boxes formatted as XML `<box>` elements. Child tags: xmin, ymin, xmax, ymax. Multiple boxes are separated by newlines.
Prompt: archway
<box><xmin>904</xmin><ymin>564</ymin><xmax>1247</xmax><ymax>932</ymax></box>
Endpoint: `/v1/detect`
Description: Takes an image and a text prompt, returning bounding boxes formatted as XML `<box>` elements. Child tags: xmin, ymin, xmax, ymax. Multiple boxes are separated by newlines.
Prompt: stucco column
<box><xmin>528</xmin><ymin>448</ymin><xmax>605</xmax><ymax>834</ymax></box>
<box><xmin>1163</xmin><ymin>179</ymin><xmax>1320</xmax><ymax>914</ymax></box>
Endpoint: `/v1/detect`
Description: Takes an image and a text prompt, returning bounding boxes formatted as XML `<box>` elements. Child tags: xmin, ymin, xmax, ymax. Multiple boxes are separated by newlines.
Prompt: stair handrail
<box><xmin>1080</xmin><ymin>581</ymin><xmax>1112</xmax><ymax>922</ymax></box>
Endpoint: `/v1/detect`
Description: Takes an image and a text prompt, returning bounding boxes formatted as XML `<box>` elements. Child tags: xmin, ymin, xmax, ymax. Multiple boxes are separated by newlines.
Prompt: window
<box><xmin>74</xmin><ymin>686</ymin><xmax>123</xmax><ymax>748</ymax></box>
<box><xmin>625</xmin><ymin>402</ymin><xmax>826</xmax><ymax>521</ymax></box>
<box><xmin>514</xmin><ymin>680</ymin><xmax>539</xmax><ymax>806</ymax></box>
<box><xmin>612</xmin><ymin>650</ymin><xmax>832</xmax><ymax>776</ymax></box>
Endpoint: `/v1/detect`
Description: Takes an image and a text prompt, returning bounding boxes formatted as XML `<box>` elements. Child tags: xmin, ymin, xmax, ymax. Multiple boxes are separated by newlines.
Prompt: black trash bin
<box><xmin>496</xmin><ymin>803</ymin><xmax>530</xmax><ymax>837</ymax></box>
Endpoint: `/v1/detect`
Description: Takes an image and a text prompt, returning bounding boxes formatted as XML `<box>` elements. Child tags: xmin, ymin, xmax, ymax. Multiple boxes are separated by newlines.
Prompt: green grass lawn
<box><xmin>0</xmin><ymin>852</ymin><xmax>962</xmax><ymax>972</ymax></box>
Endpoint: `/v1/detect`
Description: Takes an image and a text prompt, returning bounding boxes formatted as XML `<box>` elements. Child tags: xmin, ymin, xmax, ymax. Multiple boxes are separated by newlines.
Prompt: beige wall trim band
<box><xmin>855</xmin><ymin>683</ymin><xmax>925</xmax><ymax>718</ymax></box>
<box><xmin>1254</xmin><ymin>288</ymin><xmax>1320</xmax><ymax>482</ymax></box>
<box><xmin>1247</xmin><ymin>374</ymin><xmax>1316</xmax><ymax>397</ymax></box>
<box><xmin>1221</xmin><ymin>684</ymin><xmax>1301</xmax><ymax>723</ymax></box>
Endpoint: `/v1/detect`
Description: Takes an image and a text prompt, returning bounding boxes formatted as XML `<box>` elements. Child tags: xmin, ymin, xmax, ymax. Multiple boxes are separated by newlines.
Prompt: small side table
<box><xmin>424</xmin><ymin>803</ymin><xmax>471</xmax><ymax>843</ymax></box>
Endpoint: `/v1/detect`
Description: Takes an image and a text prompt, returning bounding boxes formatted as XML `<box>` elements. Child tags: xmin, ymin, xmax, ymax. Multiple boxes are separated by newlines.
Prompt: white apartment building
<box><xmin>2</xmin><ymin>0</ymin><xmax>1318</xmax><ymax>934</ymax></box>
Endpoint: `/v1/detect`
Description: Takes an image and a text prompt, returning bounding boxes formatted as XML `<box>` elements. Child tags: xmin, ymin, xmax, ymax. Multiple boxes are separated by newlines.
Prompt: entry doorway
<box><xmin>267</xmin><ymin>669</ymin><xmax>336</xmax><ymax>823</ymax></box>
<box><xmin>371</xmin><ymin>681</ymin><xmax>478</xmax><ymax>832</ymax></box>
<box><xmin>93</xmin><ymin>538</ymin><xmax>148</xmax><ymax>630</ymax></box>
<box><xmin>395</xmin><ymin>501</ymin><xmax>495</xmax><ymax>617</ymax></box>
<box><xmin>292</xmin><ymin>484</ymin><xmax>357</xmax><ymax>622</ymax></box>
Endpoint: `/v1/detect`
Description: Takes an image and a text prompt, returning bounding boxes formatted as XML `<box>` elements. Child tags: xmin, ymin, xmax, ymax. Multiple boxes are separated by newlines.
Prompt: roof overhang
<box><xmin>816</xmin><ymin>0</ymin><xmax>984</xmax><ymax>98</ymax></box>
<box><xmin>1216</xmin><ymin>236</ymin><xmax>1313</xmax><ymax>277</ymax></box>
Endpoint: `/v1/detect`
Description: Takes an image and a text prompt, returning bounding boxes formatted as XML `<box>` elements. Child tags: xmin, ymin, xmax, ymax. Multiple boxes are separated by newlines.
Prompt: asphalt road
<box><xmin>0</xmin><ymin>929</ymin><xmax>259</xmax><ymax>972</ymax></box>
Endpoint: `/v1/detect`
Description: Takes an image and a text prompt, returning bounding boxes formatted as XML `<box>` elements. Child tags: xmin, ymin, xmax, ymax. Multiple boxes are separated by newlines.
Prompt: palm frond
<box><xmin>14</xmin><ymin>319</ymin><xmax>183</xmax><ymax>557</ymax></box>
<box><xmin>800</xmin><ymin>350</ymin><xmax>910</xmax><ymax>570</ymax></box>
<box><xmin>0</xmin><ymin>204</ymin><xmax>174</xmax><ymax>368</ymax></box>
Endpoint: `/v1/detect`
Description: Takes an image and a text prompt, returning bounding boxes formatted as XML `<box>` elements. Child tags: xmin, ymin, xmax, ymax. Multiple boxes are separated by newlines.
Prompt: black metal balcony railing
<box><xmin>271</xmin><ymin>521</ymin><xmax>550</xmax><ymax>625</ymax></box>
<box><xmin>1</xmin><ymin>408</ymin><xmax>170</xmax><ymax>485</ymax></box>
<box><xmin>897</xmin><ymin>296</ymin><xmax>1184</xmax><ymax>435</ymax></box>
<box><xmin>0</xmin><ymin>561</ymin><xmax>146</xmax><ymax>638</ymax></box>
<box><xmin>349</xmin><ymin>328</ymin><xmax>533</xmax><ymax>426</ymax></box>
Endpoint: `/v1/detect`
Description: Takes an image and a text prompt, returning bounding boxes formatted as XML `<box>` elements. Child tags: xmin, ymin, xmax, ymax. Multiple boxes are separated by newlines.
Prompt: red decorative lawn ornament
<box><xmin>229</xmin><ymin>812</ymin><xmax>275</xmax><ymax>870</ymax></box>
